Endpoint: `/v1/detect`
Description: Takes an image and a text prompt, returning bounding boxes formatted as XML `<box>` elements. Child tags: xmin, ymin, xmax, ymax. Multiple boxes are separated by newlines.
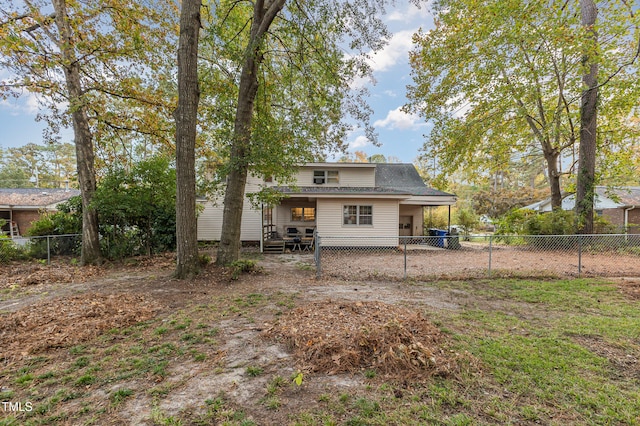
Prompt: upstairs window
<box><xmin>313</xmin><ymin>170</ymin><xmax>339</xmax><ymax>184</ymax></box>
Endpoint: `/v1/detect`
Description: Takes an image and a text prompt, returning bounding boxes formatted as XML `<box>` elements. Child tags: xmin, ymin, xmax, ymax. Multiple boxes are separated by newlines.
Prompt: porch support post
<box><xmin>260</xmin><ymin>204</ymin><xmax>264</xmax><ymax>253</ymax></box>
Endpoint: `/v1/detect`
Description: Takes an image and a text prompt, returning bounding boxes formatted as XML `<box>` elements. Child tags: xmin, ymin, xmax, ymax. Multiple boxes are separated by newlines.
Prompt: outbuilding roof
<box><xmin>0</xmin><ymin>188</ymin><xmax>81</xmax><ymax>209</ymax></box>
<box><xmin>523</xmin><ymin>186</ymin><xmax>640</xmax><ymax>212</ymax></box>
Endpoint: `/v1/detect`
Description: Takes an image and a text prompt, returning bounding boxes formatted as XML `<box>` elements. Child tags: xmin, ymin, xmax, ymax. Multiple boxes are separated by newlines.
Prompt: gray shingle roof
<box><xmin>270</xmin><ymin>186</ymin><xmax>408</xmax><ymax>195</ymax></box>
<box><xmin>273</xmin><ymin>163</ymin><xmax>455</xmax><ymax>198</ymax></box>
<box><xmin>0</xmin><ymin>188</ymin><xmax>80</xmax><ymax>207</ymax></box>
<box><xmin>598</xmin><ymin>186</ymin><xmax>640</xmax><ymax>206</ymax></box>
<box><xmin>374</xmin><ymin>164</ymin><xmax>455</xmax><ymax>197</ymax></box>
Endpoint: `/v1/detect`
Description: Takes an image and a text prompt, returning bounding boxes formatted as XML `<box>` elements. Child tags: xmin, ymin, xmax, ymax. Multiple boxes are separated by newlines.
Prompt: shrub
<box><xmin>0</xmin><ymin>236</ymin><xmax>28</xmax><ymax>263</ymax></box>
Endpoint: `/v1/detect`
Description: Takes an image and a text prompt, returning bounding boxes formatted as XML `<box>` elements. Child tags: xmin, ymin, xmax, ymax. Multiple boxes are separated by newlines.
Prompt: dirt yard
<box><xmin>0</xmin><ymin>251</ymin><xmax>638</xmax><ymax>425</ymax></box>
<box><xmin>320</xmin><ymin>242</ymin><xmax>640</xmax><ymax>280</ymax></box>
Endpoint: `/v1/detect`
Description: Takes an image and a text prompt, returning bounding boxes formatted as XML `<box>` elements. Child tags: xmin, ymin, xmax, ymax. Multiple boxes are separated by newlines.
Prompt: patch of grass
<box><xmin>266</xmin><ymin>375</ymin><xmax>286</xmax><ymax>395</ymax></box>
<box><xmin>154</xmin><ymin>326</ymin><xmax>169</xmax><ymax>335</ymax></box>
<box><xmin>229</xmin><ymin>260</ymin><xmax>260</xmax><ymax>280</ymax></box>
<box><xmin>363</xmin><ymin>369</ymin><xmax>376</xmax><ymax>379</ymax></box>
<box><xmin>151</xmin><ymin>404</ymin><xmax>183</xmax><ymax>425</ymax></box>
<box><xmin>148</xmin><ymin>342</ymin><xmax>178</xmax><ymax>356</ymax></box>
<box><xmin>263</xmin><ymin>396</ymin><xmax>281</xmax><ymax>410</ymax></box>
<box><xmin>233</xmin><ymin>293</ymin><xmax>265</xmax><ymax>307</ymax></box>
<box><xmin>15</xmin><ymin>373</ymin><xmax>34</xmax><ymax>385</ymax></box>
<box><xmin>110</xmin><ymin>388</ymin><xmax>133</xmax><ymax>406</ymax></box>
<box><xmin>191</xmin><ymin>351</ymin><xmax>207</xmax><ymax>362</ymax></box>
<box><xmin>36</xmin><ymin>371</ymin><xmax>55</xmax><ymax>380</ymax></box>
<box><xmin>246</xmin><ymin>366</ymin><xmax>264</xmax><ymax>377</ymax></box>
<box><xmin>73</xmin><ymin>356</ymin><xmax>91</xmax><ymax>369</ymax></box>
<box><xmin>3</xmin><ymin>274</ymin><xmax>639</xmax><ymax>426</ymax></box>
<box><xmin>147</xmin><ymin>382</ymin><xmax>180</xmax><ymax>398</ymax></box>
<box><xmin>353</xmin><ymin>397</ymin><xmax>381</xmax><ymax>418</ymax></box>
<box><xmin>74</xmin><ymin>374</ymin><xmax>96</xmax><ymax>387</ymax></box>
<box><xmin>69</xmin><ymin>345</ymin><xmax>87</xmax><ymax>356</ymax></box>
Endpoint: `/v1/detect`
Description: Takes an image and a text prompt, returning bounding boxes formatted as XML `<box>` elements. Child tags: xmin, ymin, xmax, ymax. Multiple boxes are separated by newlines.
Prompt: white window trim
<box><xmin>343</xmin><ymin>205</ymin><xmax>373</xmax><ymax>226</ymax></box>
<box><xmin>313</xmin><ymin>170</ymin><xmax>339</xmax><ymax>184</ymax></box>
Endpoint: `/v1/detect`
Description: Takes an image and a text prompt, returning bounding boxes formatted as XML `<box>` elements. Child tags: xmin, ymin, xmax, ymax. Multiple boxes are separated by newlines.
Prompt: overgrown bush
<box><xmin>229</xmin><ymin>259</ymin><xmax>259</xmax><ymax>280</ymax></box>
<box><xmin>26</xmin><ymin>196</ymin><xmax>82</xmax><ymax>258</ymax></box>
<box><xmin>495</xmin><ymin>208</ymin><xmax>622</xmax><ymax>249</ymax></box>
<box><xmin>92</xmin><ymin>156</ymin><xmax>176</xmax><ymax>260</ymax></box>
<box><xmin>0</xmin><ymin>235</ymin><xmax>28</xmax><ymax>263</ymax></box>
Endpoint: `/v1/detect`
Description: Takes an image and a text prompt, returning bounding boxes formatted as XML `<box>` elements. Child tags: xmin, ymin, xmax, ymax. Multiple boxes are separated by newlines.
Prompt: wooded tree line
<box><xmin>0</xmin><ymin>142</ymin><xmax>75</xmax><ymax>187</ymax></box>
<box><xmin>407</xmin><ymin>0</ymin><xmax>640</xmax><ymax>232</ymax></box>
<box><xmin>2</xmin><ymin>0</ymin><xmax>638</xmax><ymax>276</ymax></box>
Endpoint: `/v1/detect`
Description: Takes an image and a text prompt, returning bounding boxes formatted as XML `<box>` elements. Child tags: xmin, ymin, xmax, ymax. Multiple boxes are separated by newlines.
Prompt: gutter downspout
<box><xmin>624</xmin><ymin>206</ymin><xmax>636</xmax><ymax>234</ymax></box>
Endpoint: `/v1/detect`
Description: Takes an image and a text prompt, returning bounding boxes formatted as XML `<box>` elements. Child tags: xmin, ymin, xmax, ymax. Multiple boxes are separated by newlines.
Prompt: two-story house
<box><xmin>197</xmin><ymin>162</ymin><xmax>457</xmax><ymax>250</ymax></box>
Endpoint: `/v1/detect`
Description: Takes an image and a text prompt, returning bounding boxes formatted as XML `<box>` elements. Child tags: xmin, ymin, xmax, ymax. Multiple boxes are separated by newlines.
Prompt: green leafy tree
<box><xmin>0</xmin><ymin>163</ymin><xmax>33</xmax><ymax>188</ymax></box>
<box><xmin>406</xmin><ymin>0</ymin><xmax>640</xmax><ymax>215</ymax></box>
<box><xmin>203</xmin><ymin>0</ymin><xmax>390</xmax><ymax>265</ymax></box>
<box><xmin>1</xmin><ymin>0</ymin><xmax>178</xmax><ymax>264</ymax></box>
<box><xmin>455</xmin><ymin>207</ymin><xmax>478</xmax><ymax>240</ymax></box>
<box><xmin>0</xmin><ymin>142</ymin><xmax>76</xmax><ymax>188</ymax></box>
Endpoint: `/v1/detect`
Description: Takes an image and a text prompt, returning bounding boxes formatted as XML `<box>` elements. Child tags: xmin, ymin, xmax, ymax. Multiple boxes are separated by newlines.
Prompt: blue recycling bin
<box><xmin>434</xmin><ymin>229</ymin><xmax>448</xmax><ymax>248</ymax></box>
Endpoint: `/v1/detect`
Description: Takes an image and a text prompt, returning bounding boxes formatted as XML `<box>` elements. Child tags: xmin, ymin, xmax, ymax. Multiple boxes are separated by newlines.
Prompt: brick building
<box><xmin>0</xmin><ymin>188</ymin><xmax>80</xmax><ymax>237</ymax></box>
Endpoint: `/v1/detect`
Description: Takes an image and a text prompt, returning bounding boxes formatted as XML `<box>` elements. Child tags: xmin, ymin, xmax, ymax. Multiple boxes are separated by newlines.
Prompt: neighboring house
<box><xmin>523</xmin><ymin>186</ymin><xmax>640</xmax><ymax>234</ymax></box>
<box><xmin>0</xmin><ymin>188</ymin><xmax>81</xmax><ymax>237</ymax></box>
<box><xmin>197</xmin><ymin>163</ymin><xmax>457</xmax><ymax>249</ymax></box>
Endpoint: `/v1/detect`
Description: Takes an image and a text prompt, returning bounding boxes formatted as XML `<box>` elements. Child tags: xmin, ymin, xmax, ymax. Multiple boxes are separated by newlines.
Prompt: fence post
<box><xmin>488</xmin><ymin>235</ymin><xmax>493</xmax><ymax>277</ymax></box>
<box><xmin>315</xmin><ymin>235</ymin><xmax>322</xmax><ymax>279</ymax></box>
<box><xmin>403</xmin><ymin>238</ymin><xmax>407</xmax><ymax>280</ymax></box>
<box><xmin>47</xmin><ymin>236</ymin><xmax>51</xmax><ymax>265</ymax></box>
<box><xmin>578</xmin><ymin>234</ymin><xmax>582</xmax><ymax>277</ymax></box>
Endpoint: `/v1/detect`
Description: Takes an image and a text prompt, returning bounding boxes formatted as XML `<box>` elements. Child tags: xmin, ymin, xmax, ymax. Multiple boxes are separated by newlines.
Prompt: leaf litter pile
<box><xmin>0</xmin><ymin>261</ymin><xmax>103</xmax><ymax>289</ymax></box>
<box><xmin>266</xmin><ymin>300</ymin><xmax>475</xmax><ymax>380</ymax></box>
<box><xmin>0</xmin><ymin>293</ymin><xmax>159</xmax><ymax>362</ymax></box>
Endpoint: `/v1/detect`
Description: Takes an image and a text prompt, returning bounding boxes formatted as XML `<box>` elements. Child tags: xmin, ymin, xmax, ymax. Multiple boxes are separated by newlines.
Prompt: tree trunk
<box><xmin>216</xmin><ymin>0</ymin><xmax>286</xmax><ymax>266</ymax></box>
<box><xmin>52</xmin><ymin>0</ymin><xmax>101</xmax><ymax>265</ymax></box>
<box><xmin>174</xmin><ymin>0</ymin><xmax>202</xmax><ymax>278</ymax></box>
<box><xmin>576</xmin><ymin>0</ymin><xmax>598</xmax><ymax>234</ymax></box>
<box><xmin>544</xmin><ymin>150</ymin><xmax>563</xmax><ymax>210</ymax></box>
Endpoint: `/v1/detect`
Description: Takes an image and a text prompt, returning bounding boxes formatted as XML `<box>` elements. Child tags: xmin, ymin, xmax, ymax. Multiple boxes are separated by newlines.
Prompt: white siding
<box><xmin>294</xmin><ymin>167</ymin><xmax>375</xmax><ymax>187</ymax></box>
<box><xmin>197</xmin><ymin>176</ymin><xmax>263</xmax><ymax>241</ymax></box>
<box><xmin>317</xmin><ymin>198</ymin><xmax>398</xmax><ymax>246</ymax></box>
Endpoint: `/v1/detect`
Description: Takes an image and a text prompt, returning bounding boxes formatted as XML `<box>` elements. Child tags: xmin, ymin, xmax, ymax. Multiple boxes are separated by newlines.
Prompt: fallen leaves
<box><xmin>265</xmin><ymin>300</ymin><xmax>475</xmax><ymax>380</ymax></box>
<box><xmin>0</xmin><ymin>293</ymin><xmax>160</xmax><ymax>362</ymax></box>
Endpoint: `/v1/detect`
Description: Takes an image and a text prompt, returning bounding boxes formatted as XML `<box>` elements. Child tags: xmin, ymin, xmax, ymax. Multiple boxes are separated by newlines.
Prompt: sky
<box><xmin>0</xmin><ymin>1</ymin><xmax>434</xmax><ymax>164</ymax></box>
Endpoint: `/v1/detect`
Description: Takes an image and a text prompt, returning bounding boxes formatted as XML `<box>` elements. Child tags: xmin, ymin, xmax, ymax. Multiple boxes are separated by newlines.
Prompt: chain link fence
<box><xmin>315</xmin><ymin>234</ymin><xmax>640</xmax><ymax>280</ymax></box>
<box><xmin>0</xmin><ymin>234</ymin><xmax>81</xmax><ymax>265</ymax></box>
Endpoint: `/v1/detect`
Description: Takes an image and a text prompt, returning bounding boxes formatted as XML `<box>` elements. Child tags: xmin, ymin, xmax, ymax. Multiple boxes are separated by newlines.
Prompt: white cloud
<box><xmin>386</xmin><ymin>2</ymin><xmax>432</xmax><ymax>25</ymax></box>
<box><xmin>367</xmin><ymin>30</ymin><xmax>415</xmax><ymax>73</ymax></box>
<box><xmin>350</xmin><ymin>135</ymin><xmax>371</xmax><ymax>149</ymax></box>
<box><xmin>374</xmin><ymin>106</ymin><xmax>426</xmax><ymax>130</ymax></box>
<box><xmin>0</xmin><ymin>95</ymin><xmax>39</xmax><ymax>116</ymax></box>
